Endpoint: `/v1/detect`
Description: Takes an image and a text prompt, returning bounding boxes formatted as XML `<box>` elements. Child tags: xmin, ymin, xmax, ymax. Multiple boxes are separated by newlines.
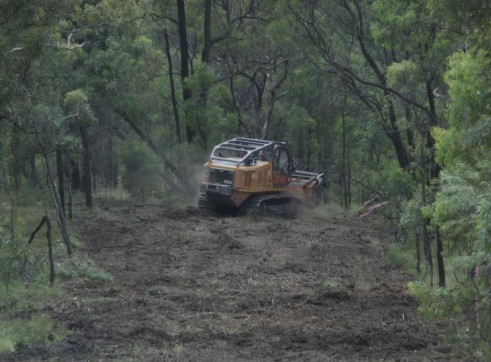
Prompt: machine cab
<box><xmin>272</xmin><ymin>143</ymin><xmax>296</xmax><ymax>187</ymax></box>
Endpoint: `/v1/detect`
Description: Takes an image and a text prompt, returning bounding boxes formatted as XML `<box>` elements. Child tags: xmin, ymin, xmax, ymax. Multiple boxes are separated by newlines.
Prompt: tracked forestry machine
<box><xmin>198</xmin><ymin>137</ymin><xmax>326</xmax><ymax>217</ymax></box>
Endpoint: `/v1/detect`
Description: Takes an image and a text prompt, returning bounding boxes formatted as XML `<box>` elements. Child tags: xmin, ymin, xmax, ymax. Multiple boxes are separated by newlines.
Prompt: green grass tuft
<box><xmin>0</xmin><ymin>314</ymin><xmax>66</xmax><ymax>352</ymax></box>
<box><xmin>57</xmin><ymin>256</ymin><xmax>113</xmax><ymax>283</ymax></box>
<box><xmin>0</xmin><ymin>285</ymin><xmax>69</xmax><ymax>353</ymax></box>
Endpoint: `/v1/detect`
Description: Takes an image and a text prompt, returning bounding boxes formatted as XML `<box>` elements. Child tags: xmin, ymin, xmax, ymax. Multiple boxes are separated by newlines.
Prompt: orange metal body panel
<box><xmin>203</xmin><ymin>159</ymin><xmax>316</xmax><ymax>208</ymax></box>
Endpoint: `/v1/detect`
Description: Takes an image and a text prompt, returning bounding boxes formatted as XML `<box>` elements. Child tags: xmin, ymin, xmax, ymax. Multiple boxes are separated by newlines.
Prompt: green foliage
<box><xmin>184</xmin><ymin>62</ymin><xmax>237</xmax><ymax>147</ymax></box>
<box><xmin>433</xmin><ymin>48</ymin><xmax>491</xmax><ymax>257</ymax></box>
<box><xmin>386</xmin><ymin>60</ymin><xmax>424</xmax><ymax>96</ymax></box>
<box><xmin>285</xmin><ymin>105</ymin><xmax>320</xmax><ymax>165</ymax></box>
<box><xmin>0</xmin><ymin>198</ymin><xmax>30</xmax><ymax>288</ymax></box>
<box><xmin>0</xmin><ymin>283</ymin><xmax>68</xmax><ymax>353</ymax></box>
<box><xmin>417</xmin><ymin>48</ymin><xmax>491</xmax><ymax>354</ymax></box>
<box><xmin>400</xmin><ymin>195</ymin><xmax>422</xmax><ymax>231</ymax></box>
<box><xmin>64</xmin><ymin>89</ymin><xmax>97</xmax><ymax>126</ymax></box>
<box><xmin>0</xmin><ymin>314</ymin><xmax>61</xmax><ymax>352</ymax></box>
<box><xmin>433</xmin><ymin>169</ymin><xmax>479</xmax><ymax>253</ymax></box>
<box><xmin>409</xmin><ymin>274</ymin><xmax>491</xmax><ymax>359</ymax></box>
<box><xmin>437</xmin><ymin>50</ymin><xmax>491</xmax><ymax>169</ymax></box>
<box><xmin>118</xmin><ymin>139</ymin><xmax>163</xmax><ymax>200</ymax></box>
<box><xmin>387</xmin><ymin>242</ymin><xmax>418</xmax><ymax>275</ymax></box>
<box><xmin>361</xmin><ymin>163</ymin><xmax>416</xmax><ymax>218</ymax></box>
<box><xmin>408</xmin><ymin>282</ymin><xmax>461</xmax><ymax>319</ymax></box>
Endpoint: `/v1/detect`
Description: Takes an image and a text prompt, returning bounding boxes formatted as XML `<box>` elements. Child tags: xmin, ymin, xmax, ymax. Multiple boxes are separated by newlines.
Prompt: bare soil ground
<box><xmin>4</xmin><ymin>205</ymin><xmax>460</xmax><ymax>361</ymax></box>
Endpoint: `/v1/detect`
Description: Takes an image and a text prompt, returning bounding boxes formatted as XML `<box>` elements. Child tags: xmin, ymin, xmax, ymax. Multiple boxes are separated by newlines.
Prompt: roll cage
<box><xmin>209</xmin><ymin>137</ymin><xmax>296</xmax><ymax>172</ymax></box>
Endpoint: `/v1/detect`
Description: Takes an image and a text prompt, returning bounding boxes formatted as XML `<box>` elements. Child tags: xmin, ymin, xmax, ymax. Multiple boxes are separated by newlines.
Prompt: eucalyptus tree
<box><xmin>189</xmin><ymin>1</ymin><xmax>297</xmax><ymax>141</ymax></box>
<box><xmin>0</xmin><ymin>0</ymin><xmax>84</xmax><ymax>261</ymax></box>
<box><xmin>73</xmin><ymin>0</ymin><xmax>200</xmax><ymax>197</ymax></box>
<box><xmin>427</xmin><ymin>1</ymin><xmax>491</xmax><ymax>355</ymax></box>
<box><xmin>370</xmin><ymin>0</ymin><xmax>461</xmax><ymax>287</ymax></box>
<box><xmin>288</xmin><ymin>0</ymin><xmax>462</xmax><ymax>286</ymax></box>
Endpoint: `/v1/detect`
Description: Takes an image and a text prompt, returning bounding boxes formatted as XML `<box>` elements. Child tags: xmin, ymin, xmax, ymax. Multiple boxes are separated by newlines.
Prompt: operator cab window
<box><xmin>214</xmin><ymin>148</ymin><xmax>246</xmax><ymax>159</ymax></box>
<box><xmin>274</xmin><ymin>146</ymin><xmax>290</xmax><ymax>174</ymax></box>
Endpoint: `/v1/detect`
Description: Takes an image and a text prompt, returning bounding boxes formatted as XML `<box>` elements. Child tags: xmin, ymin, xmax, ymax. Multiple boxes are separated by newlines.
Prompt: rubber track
<box><xmin>238</xmin><ymin>194</ymin><xmax>300</xmax><ymax>218</ymax></box>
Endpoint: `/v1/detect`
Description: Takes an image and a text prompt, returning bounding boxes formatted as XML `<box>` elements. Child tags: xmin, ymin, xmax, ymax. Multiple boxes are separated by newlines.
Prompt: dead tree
<box><xmin>28</xmin><ymin>211</ymin><xmax>55</xmax><ymax>286</ymax></box>
<box><xmin>44</xmin><ymin>152</ymin><xmax>73</xmax><ymax>256</ymax></box>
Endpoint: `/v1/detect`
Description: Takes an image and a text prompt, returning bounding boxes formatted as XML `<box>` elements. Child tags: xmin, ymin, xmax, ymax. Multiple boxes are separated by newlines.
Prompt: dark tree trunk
<box><xmin>423</xmin><ymin>84</ymin><xmax>445</xmax><ymax>286</ymax></box>
<box><xmin>68</xmin><ymin>161</ymin><xmax>73</xmax><ymax>219</ymax></box>
<box><xmin>27</xmin><ymin>213</ymin><xmax>55</xmax><ymax>286</ymax></box>
<box><xmin>341</xmin><ymin>104</ymin><xmax>351</xmax><ymax>209</ymax></box>
<box><xmin>44</xmin><ymin>152</ymin><xmax>73</xmax><ymax>256</ymax></box>
<box><xmin>387</xmin><ymin>102</ymin><xmax>411</xmax><ymax>169</ymax></box>
<box><xmin>70</xmin><ymin>159</ymin><xmax>82</xmax><ymax>191</ymax></box>
<box><xmin>164</xmin><ymin>27</ymin><xmax>182</xmax><ymax>144</ymax></box>
<box><xmin>341</xmin><ymin>110</ymin><xmax>347</xmax><ymax>208</ymax></box>
<box><xmin>29</xmin><ymin>154</ymin><xmax>38</xmax><ymax>188</ymax></box>
<box><xmin>56</xmin><ymin>148</ymin><xmax>66</xmax><ymax>216</ymax></box>
<box><xmin>421</xmin><ymin>149</ymin><xmax>433</xmax><ymax>285</ymax></box>
<box><xmin>229</xmin><ymin>77</ymin><xmax>247</xmax><ymax>136</ymax></box>
<box><xmin>422</xmin><ymin>217</ymin><xmax>433</xmax><ymax>286</ymax></box>
<box><xmin>404</xmin><ymin>105</ymin><xmax>415</xmax><ymax>153</ymax></box>
<box><xmin>45</xmin><ymin>212</ymin><xmax>55</xmax><ymax>287</ymax></box>
<box><xmin>92</xmin><ymin>171</ymin><xmax>97</xmax><ymax>193</ymax></box>
<box><xmin>436</xmin><ymin>228</ymin><xmax>445</xmax><ymax>287</ymax></box>
<box><xmin>11</xmin><ymin>128</ymin><xmax>21</xmax><ymax>193</ymax></box>
<box><xmin>79</xmin><ymin>126</ymin><xmax>93</xmax><ymax>208</ymax></box>
<box><xmin>176</xmin><ymin>0</ymin><xmax>194</xmax><ymax>142</ymax></box>
<box><xmin>202</xmin><ymin>0</ymin><xmax>212</xmax><ymax>63</ymax></box>
<box><xmin>415</xmin><ymin>231</ymin><xmax>421</xmax><ymax>274</ymax></box>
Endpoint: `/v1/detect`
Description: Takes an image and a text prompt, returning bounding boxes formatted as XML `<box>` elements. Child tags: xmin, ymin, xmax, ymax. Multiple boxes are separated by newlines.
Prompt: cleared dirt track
<box><xmin>6</xmin><ymin>205</ymin><xmax>457</xmax><ymax>361</ymax></box>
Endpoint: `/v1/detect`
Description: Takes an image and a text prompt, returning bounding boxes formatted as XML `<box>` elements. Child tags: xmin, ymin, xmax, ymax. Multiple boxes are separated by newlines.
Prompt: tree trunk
<box><xmin>68</xmin><ymin>161</ymin><xmax>73</xmax><ymax>219</ymax></box>
<box><xmin>202</xmin><ymin>0</ymin><xmax>212</xmax><ymax>63</ymax></box>
<box><xmin>421</xmin><ymin>151</ymin><xmax>433</xmax><ymax>285</ymax></box>
<box><xmin>229</xmin><ymin>77</ymin><xmax>247</xmax><ymax>136</ymax></box>
<box><xmin>176</xmin><ymin>0</ymin><xmax>194</xmax><ymax>143</ymax></box>
<box><xmin>164</xmin><ymin>27</ymin><xmax>182</xmax><ymax>144</ymax></box>
<box><xmin>29</xmin><ymin>154</ymin><xmax>38</xmax><ymax>188</ymax></box>
<box><xmin>44</xmin><ymin>153</ymin><xmax>73</xmax><ymax>256</ymax></box>
<box><xmin>11</xmin><ymin>127</ymin><xmax>21</xmax><ymax>193</ymax></box>
<box><xmin>56</xmin><ymin>148</ymin><xmax>66</xmax><ymax>216</ymax></box>
<box><xmin>387</xmin><ymin>102</ymin><xmax>411</xmax><ymax>169</ymax></box>
<box><xmin>341</xmin><ymin>111</ymin><xmax>347</xmax><ymax>208</ymax></box>
<box><xmin>436</xmin><ymin>226</ymin><xmax>446</xmax><ymax>287</ymax></box>
<box><xmin>340</xmin><ymin>105</ymin><xmax>351</xmax><ymax>209</ymax></box>
<box><xmin>70</xmin><ymin>159</ymin><xmax>82</xmax><ymax>192</ymax></box>
<box><xmin>45</xmin><ymin>212</ymin><xmax>55</xmax><ymax>287</ymax></box>
<box><xmin>79</xmin><ymin>126</ymin><xmax>93</xmax><ymax>208</ymax></box>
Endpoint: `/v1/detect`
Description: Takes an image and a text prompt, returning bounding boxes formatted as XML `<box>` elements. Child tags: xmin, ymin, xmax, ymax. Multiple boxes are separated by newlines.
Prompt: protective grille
<box><xmin>209</xmin><ymin>169</ymin><xmax>234</xmax><ymax>185</ymax></box>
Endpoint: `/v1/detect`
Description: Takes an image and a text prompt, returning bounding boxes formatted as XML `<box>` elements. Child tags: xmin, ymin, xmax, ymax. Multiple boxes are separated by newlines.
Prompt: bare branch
<box><xmin>64</xmin><ymin>33</ymin><xmax>87</xmax><ymax>50</ymax></box>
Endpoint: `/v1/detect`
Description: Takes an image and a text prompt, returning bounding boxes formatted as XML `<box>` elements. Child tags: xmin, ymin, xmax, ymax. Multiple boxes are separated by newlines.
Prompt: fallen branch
<box><xmin>28</xmin><ymin>216</ymin><xmax>46</xmax><ymax>245</ymax></box>
<box><xmin>360</xmin><ymin>201</ymin><xmax>389</xmax><ymax>218</ymax></box>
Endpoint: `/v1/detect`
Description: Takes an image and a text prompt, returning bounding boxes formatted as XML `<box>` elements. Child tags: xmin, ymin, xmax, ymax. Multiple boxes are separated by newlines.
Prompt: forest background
<box><xmin>1</xmin><ymin>0</ymin><xmax>491</xmax><ymax>358</ymax></box>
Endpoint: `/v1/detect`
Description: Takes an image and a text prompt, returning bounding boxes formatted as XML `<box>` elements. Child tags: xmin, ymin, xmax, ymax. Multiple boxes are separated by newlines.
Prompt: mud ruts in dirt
<box><xmin>3</xmin><ymin>205</ymin><xmax>457</xmax><ymax>361</ymax></box>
